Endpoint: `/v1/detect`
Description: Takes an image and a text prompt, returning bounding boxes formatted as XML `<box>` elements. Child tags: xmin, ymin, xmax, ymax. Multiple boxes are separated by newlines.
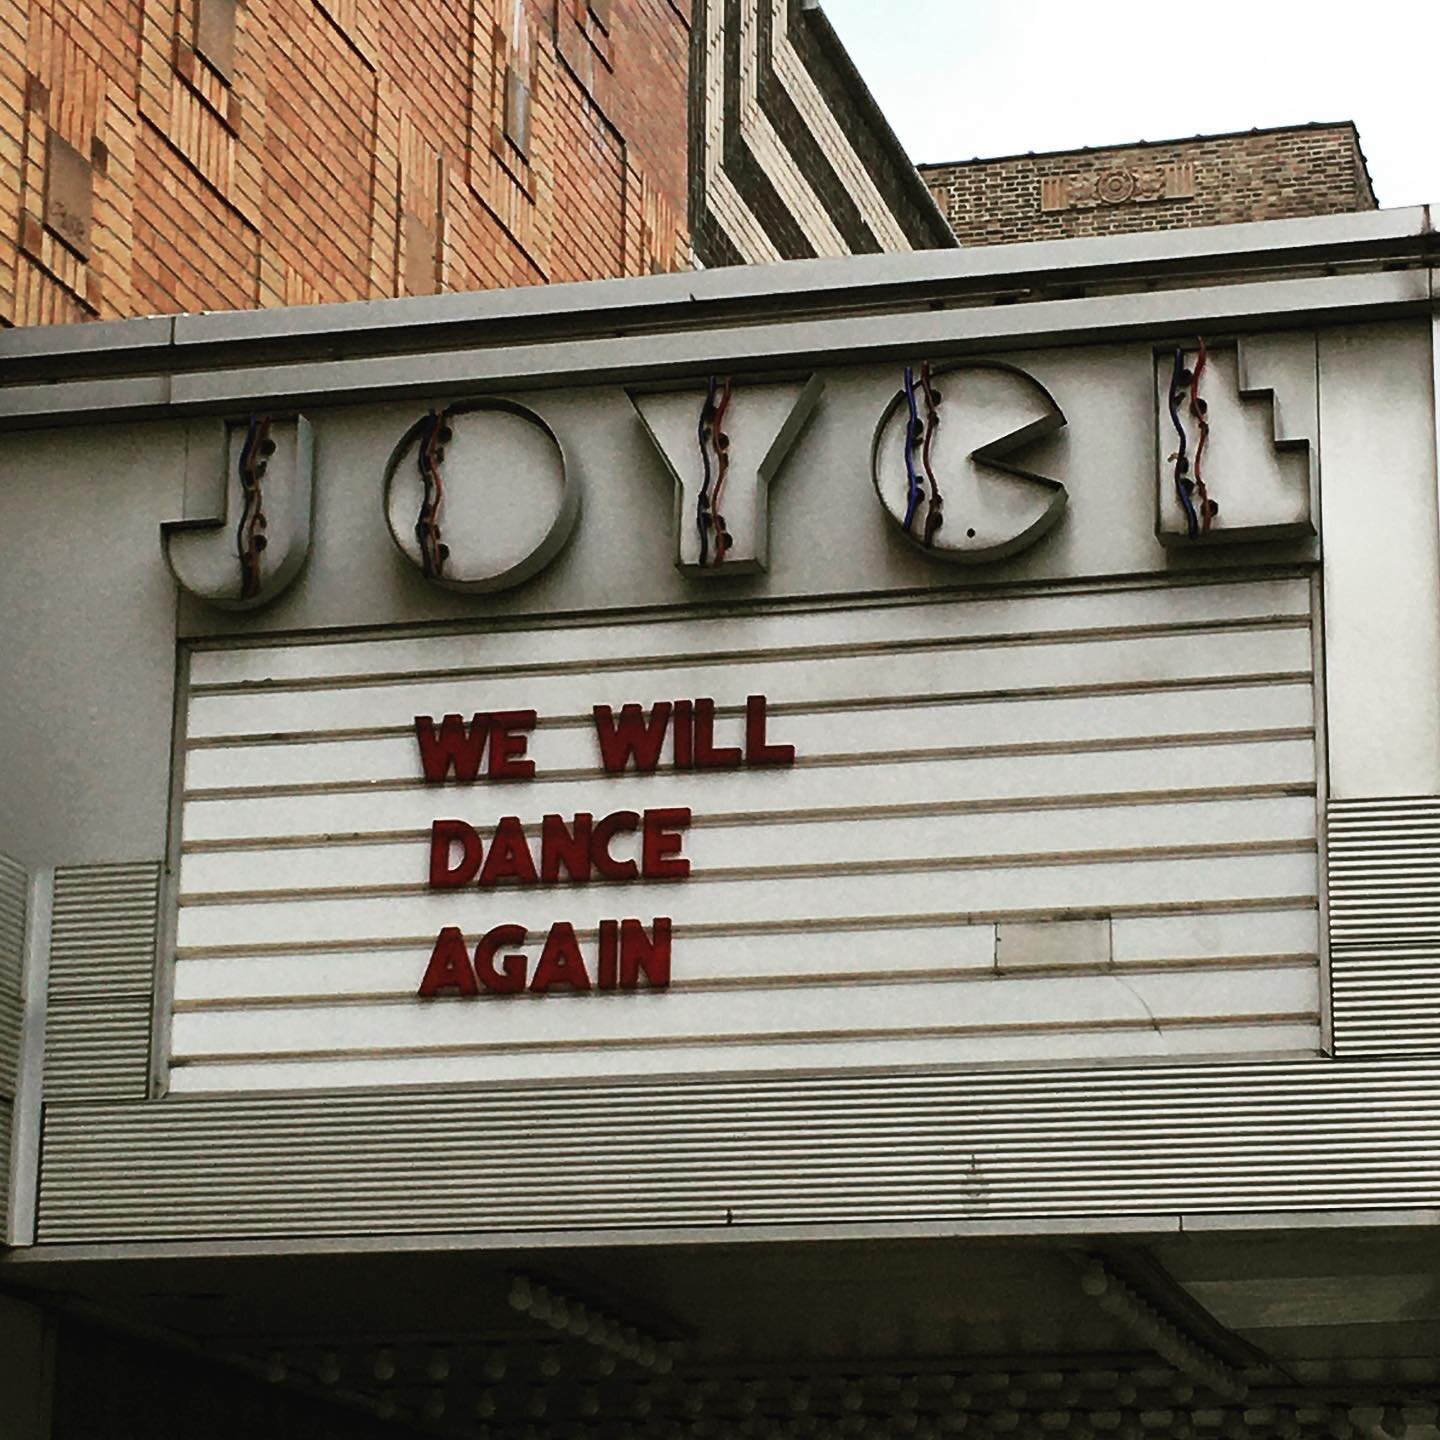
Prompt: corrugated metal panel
<box><xmin>1328</xmin><ymin>797</ymin><xmax>1440</xmax><ymax>1054</ymax></box>
<box><xmin>0</xmin><ymin>854</ymin><xmax>24</xmax><ymax>954</ymax></box>
<box><xmin>44</xmin><ymin>862</ymin><xmax>159</xmax><ymax>1100</ymax></box>
<box><xmin>0</xmin><ymin>851</ymin><xmax>23</xmax><ymax>1217</ymax></box>
<box><xmin>0</xmin><ymin>850</ymin><xmax>26</xmax><ymax>1095</ymax></box>
<box><xmin>0</xmin><ymin>1098</ymin><xmax>10</xmax><ymax>1219</ymax></box>
<box><xmin>34</xmin><ymin>1055</ymin><xmax>1440</xmax><ymax>1242</ymax></box>
<box><xmin>44</xmin><ymin>1000</ymin><xmax>155</xmax><ymax>1097</ymax></box>
<box><xmin>49</xmin><ymin>861</ymin><xmax>160</xmax><ymax>997</ymax></box>
<box><xmin>0</xmin><ymin>990</ymin><xmax>20</xmax><ymax>1093</ymax></box>
<box><xmin>171</xmin><ymin>576</ymin><xmax>1321</xmax><ymax>1092</ymax></box>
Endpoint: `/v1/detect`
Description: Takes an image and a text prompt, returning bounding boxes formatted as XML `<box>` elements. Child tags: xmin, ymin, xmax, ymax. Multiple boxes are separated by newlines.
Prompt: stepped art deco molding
<box><xmin>688</xmin><ymin>0</ymin><xmax>954</xmax><ymax>265</ymax></box>
<box><xmin>629</xmin><ymin>374</ymin><xmax>823</xmax><ymax>575</ymax></box>
<box><xmin>162</xmin><ymin>414</ymin><xmax>315</xmax><ymax>609</ymax></box>
<box><xmin>871</xmin><ymin>361</ymin><xmax>1068</xmax><ymax>563</ymax></box>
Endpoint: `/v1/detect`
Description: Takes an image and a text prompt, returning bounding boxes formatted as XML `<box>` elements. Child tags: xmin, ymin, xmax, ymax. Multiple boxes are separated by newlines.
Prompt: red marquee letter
<box><xmin>429</xmin><ymin>819</ymin><xmax>483</xmax><ymax>889</ymax></box>
<box><xmin>541</xmin><ymin>812</ymin><xmax>593</xmax><ymax>883</ymax></box>
<box><xmin>488</xmin><ymin>709</ymin><xmax>537</xmax><ymax>780</ymax></box>
<box><xmin>597</xmin><ymin>918</ymin><xmax>619</xmax><ymax>989</ymax></box>
<box><xmin>642</xmin><ymin>807</ymin><xmax>691</xmax><ymax>880</ymax></box>
<box><xmin>744</xmin><ymin>694</ymin><xmax>795</xmax><ymax>767</ymax></box>
<box><xmin>475</xmin><ymin>924</ymin><xmax>528</xmax><ymax>993</ymax></box>
<box><xmin>591</xmin><ymin>811</ymin><xmax>640</xmax><ymax>880</ymax></box>
<box><xmin>530</xmin><ymin>921</ymin><xmax>592</xmax><ymax>993</ymax></box>
<box><xmin>593</xmin><ymin>702</ymin><xmax>671</xmax><ymax>774</ymax></box>
<box><xmin>414</xmin><ymin>713</ymin><xmax>490</xmax><ymax>784</ymax></box>
<box><xmin>478</xmin><ymin>816</ymin><xmax>539</xmax><ymax>887</ymax></box>
<box><xmin>692</xmin><ymin>698</ymin><xmax>742</xmax><ymax>769</ymax></box>
<box><xmin>418</xmin><ymin>927</ymin><xmax>478</xmax><ymax>997</ymax></box>
<box><xmin>672</xmin><ymin>699</ymin><xmax>694</xmax><ymax>770</ymax></box>
<box><xmin>620</xmin><ymin>917</ymin><xmax>672</xmax><ymax>989</ymax></box>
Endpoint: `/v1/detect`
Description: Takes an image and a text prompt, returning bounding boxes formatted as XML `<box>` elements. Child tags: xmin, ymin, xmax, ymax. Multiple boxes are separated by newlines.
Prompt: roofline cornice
<box><xmin>0</xmin><ymin>207</ymin><xmax>1433</xmax><ymax>429</ymax></box>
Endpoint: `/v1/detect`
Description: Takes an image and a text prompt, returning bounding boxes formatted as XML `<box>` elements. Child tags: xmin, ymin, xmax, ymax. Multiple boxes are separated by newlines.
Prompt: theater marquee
<box><xmin>171</xmin><ymin>572</ymin><xmax>1319</xmax><ymax>1095</ymax></box>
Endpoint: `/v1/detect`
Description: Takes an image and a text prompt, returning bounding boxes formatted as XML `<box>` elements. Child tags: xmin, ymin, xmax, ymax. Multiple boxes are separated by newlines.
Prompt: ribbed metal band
<box><xmin>1328</xmin><ymin>797</ymin><xmax>1440</xmax><ymax>1053</ymax></box>
<box><xmin>49</xmin><ymin>861</ymin><xmax>162</xmax><ymax>997</ymax></box>
<box><xmin>0</xmin><ymin>851</ymin><xmax>25</xmax><ymax>1097</ymax></box>
<box><xmin>44</xmin><ymin>862</ymin><xmax>160</xmax><ymax>1100</ymax></box>
<box><xmin>0</xmin><ymin>1101</ymin><xmax>10</xmax><ymax>1220</ymax></box>
<box><xmin>35</xmin><ymin>1054</ymin><xmax>1440</xmax><ymax>1242</ymax></box>
<box><xmin>0</xmin><ymin>851</ymin><xmax>23</xmax><ymax>1220</ymax></box>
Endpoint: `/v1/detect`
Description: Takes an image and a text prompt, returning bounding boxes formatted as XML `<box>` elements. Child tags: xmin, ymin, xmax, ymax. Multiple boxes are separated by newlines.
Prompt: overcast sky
<box><xmin>821</xmin><ymin>0</ymin><xmax>1438</xmax><ymax>209</ymax></box>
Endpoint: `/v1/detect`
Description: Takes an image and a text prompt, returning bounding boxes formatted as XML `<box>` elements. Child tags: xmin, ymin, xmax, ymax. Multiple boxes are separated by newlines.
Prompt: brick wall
<box><xmin>0</xmin><ymin>0</ymin><xmax>692</xmax><ymax>327</ymax></box>
<box><xmin>920</xmin><ymin>123</ymin><xmax>1377</xmax><ymax>248</ymax></box>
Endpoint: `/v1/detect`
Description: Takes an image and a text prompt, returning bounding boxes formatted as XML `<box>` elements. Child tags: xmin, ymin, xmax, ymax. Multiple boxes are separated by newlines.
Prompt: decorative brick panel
<box><xmin>13</xmin><ymin>9</ymin><xmax>114</xmax><ymax>322</ymax></box>
<box><xmin>42</xmin><ymin>131</ymin><xmax>92</xmax><ymax>258</ymax></box>
<box><xmin>194</xmin><ymin>0</ymin><xmax>237</xmax><ymax>81</ymax></box>
<box><xmin>398</xmin><ymin>112</ymin><xmax>441</xmax><ymax>297</ymax></box>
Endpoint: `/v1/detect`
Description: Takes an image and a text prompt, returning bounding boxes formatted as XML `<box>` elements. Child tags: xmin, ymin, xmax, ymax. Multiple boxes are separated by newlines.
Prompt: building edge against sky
<box><xmin>919</xmin><ymin>122</ymin><xmax>1378</xmax><ymax>248</ymax></box>
<box><xmin>2</xmin><ymin>0</ymin><xmax>1383</xmax><ymax>331</ymax></box>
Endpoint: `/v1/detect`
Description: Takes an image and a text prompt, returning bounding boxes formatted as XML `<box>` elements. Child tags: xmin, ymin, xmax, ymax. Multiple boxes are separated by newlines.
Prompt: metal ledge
<box><xmin>0</xmin><ymin>267</ymin><xmax>1430</xmax><ymax>430</ymax></box>
<box><xmin>0</xmin><ymin>206</ymin><xmax>1432</xmax><ymax>394</ymax></box>
<box><xmin>5</xmin><ymin>1208</ymin><xmax>1440</xmax><ymax>1270</ymax></box>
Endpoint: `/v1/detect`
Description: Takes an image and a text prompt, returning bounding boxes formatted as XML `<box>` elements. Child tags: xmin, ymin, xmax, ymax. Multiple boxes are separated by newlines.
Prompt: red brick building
<box><xmin>0</xmin><ymin>0</ymin><xmax>953</xmax><ymax>329</ymax></box>
<box><xmin>1</xmin><ymin>0</ymin><xmax>699</xmax><ymax>326</ymax></box>
<box><xmin>920</xmin><ymin>122</ymin><xmax>1377</xmax><ymax>248</ymax></box>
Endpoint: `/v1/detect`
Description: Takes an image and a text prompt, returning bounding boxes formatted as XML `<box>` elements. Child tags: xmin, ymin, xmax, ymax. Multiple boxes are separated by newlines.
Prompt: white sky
<box><xmin>820</xmin><ymin>0</ymin><xmax>1439</xmax><ymax>209</ymax></box>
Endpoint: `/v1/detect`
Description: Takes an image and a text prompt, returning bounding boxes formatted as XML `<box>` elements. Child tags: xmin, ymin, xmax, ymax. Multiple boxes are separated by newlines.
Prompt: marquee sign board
<box><xmin>170</xmin><ymin>573</ymin><xmax>1320</xmax><ymax>1094</ymax></box>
